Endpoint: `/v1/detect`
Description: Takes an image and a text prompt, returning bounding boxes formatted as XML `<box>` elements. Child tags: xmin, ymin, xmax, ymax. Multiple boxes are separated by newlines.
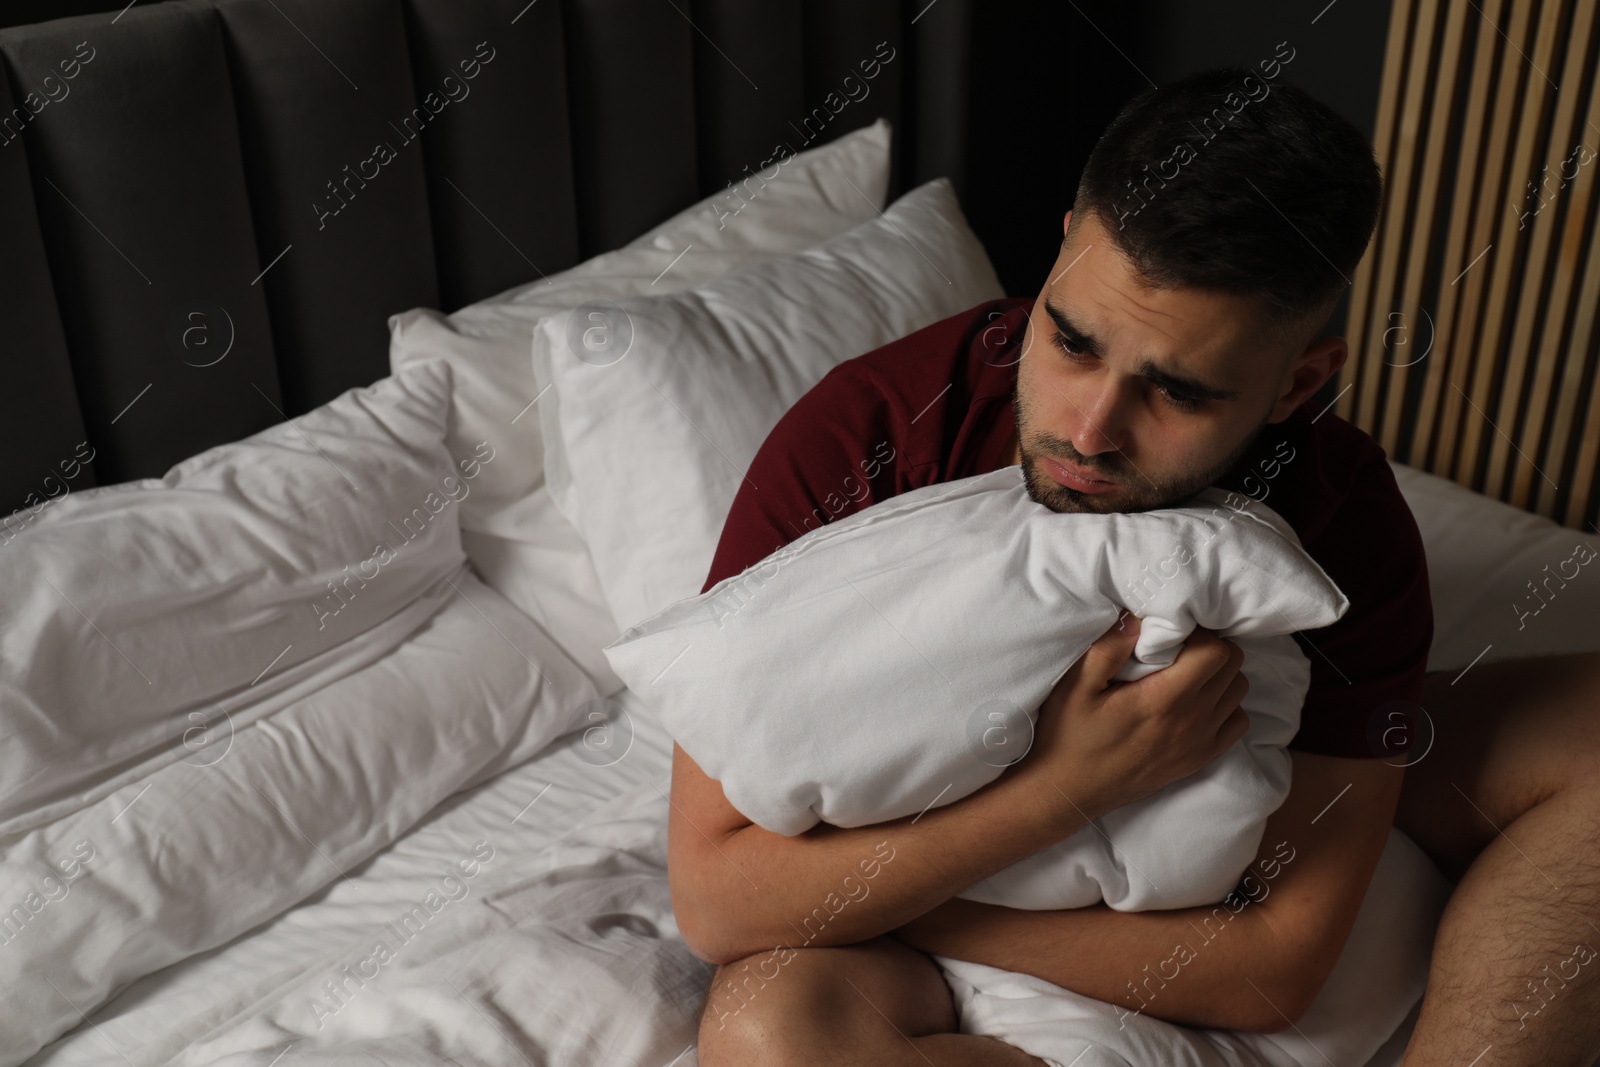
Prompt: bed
<box><xmin>3</xmin><ymin>2</ymin><xmax>1599</xmax><ymax>1065</ymax></box>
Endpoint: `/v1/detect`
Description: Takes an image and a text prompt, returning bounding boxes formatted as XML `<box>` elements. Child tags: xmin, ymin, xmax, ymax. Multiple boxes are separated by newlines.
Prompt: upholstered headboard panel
<box><xmin>0</xmin><ymin>0</ymin><xmax>971</xmax><ymax>516</ymax></box>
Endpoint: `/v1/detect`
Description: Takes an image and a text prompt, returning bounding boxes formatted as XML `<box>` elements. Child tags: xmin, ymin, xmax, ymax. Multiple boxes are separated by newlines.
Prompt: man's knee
<box><xmin>697</xmin><ymin>947</ymin><xmax>852</xmax><ymax>1066</ymax></box>
<box><xmin>696</xmin><ymin>939</ymin><xmax>957</xmax><ymax>1066</ymax></box>
<box><xmin>1401</xmin><ymin>651</ymin><xmax>1600</xmax><ymax>873</ymax></box>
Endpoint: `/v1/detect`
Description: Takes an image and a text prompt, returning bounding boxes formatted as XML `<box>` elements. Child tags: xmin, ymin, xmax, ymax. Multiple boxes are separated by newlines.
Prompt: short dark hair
<box><xmin>1069</xmin><ymin>67</ymin><xmax>1382</xmax><ymax>341</ymax></box>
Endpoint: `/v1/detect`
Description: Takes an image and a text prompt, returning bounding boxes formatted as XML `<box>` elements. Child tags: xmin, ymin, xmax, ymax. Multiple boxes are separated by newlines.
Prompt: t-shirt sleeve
<box><xmin>700</xmin><ymin>363</ymin><xmax>903</xmax><ymax>595</ymax></box>
<box><xmin>1289</xmin><ymin>457</ymin><xmax>1435</xmax><ymax>759</ymax></box>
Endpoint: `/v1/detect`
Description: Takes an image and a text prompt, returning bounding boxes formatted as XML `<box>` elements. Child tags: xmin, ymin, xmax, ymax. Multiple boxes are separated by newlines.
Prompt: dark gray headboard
<box><xmin>0</xmin><ymin>0</ymin><xmax>976</xmax><ymax>516</ymax></box>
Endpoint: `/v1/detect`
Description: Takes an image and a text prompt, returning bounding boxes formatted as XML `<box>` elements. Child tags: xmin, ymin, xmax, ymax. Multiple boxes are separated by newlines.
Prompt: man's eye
<box><xmin>1049</xmin><ymin>331</ymin><xmax>1088</xmax><ymax>359</ymax></box>
<box><xmin>1052</xmin><ymin>329</ymin><xmax>1204</xmax><ymax>412</ymax></box>
<box><xmin>1160</xmin><ymin>387</ymin><xmax>1203</xmax><ymax>411</ymax></box>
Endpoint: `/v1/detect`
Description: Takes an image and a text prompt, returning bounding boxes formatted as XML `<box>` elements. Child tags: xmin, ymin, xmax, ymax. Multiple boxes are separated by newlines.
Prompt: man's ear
<box><xmin>1270</xmin><ymin>336</ymin><xmax>1347</xmax><ymax>422</ymax></box>
<box><xmin>1062</xmin><ymin>209</ymin><xmax>1074</xmax><ymax>237</ymax></box>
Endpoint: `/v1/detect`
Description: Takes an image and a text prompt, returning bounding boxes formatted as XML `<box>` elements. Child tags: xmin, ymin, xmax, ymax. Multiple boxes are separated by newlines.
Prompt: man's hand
<box><xmin>891</xmin><ymin>749</ymin><xmax>1405</xmax><ymax>1033</ymax></box>
<box><xmin>1013</xmin><ymin>614</ymin><xmax>1254</xmax><ymax>832</ymax></box>
<box><xmin>669</xmin><ymin>614</ymin><xmax>1259</xmax><ymax>967</ymax></box>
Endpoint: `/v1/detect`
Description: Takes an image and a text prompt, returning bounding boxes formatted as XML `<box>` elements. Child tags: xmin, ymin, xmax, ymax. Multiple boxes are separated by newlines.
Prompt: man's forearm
<box><xmin>673</xmin><ymin>765</ymin><xmax>1090</xmax><ymax>964</ymax></box>
<box><xmin>890</xmin><ymin>865</ymin><xmax>1293</xmax><ymax>1033</ymax></box>
<box><xmin>891</xmin><ymin>751</ymin><xmax>1404</xmax><ymax>1034</ymax></box>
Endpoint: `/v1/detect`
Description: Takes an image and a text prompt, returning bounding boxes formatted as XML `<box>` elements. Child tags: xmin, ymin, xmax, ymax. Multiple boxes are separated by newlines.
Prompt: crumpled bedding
<box><xmin>25</xmin><ymin>692</ymin><xmax>1447</xmax><ymax>1067</ymax></box>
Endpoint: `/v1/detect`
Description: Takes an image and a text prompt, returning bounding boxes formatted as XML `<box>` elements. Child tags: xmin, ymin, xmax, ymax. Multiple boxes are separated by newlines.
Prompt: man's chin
<box><xmin>1021</xmin><ymin>465</ymin><xmax>1124</xmax><ymax>514</ymax></box>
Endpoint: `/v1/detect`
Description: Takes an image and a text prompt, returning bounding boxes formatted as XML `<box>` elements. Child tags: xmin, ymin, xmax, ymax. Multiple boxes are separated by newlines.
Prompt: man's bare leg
<box><xmin>1395</xmin><ymin>650</ymin><xmax>1600</xmax><ymax>1067</ymax></box>
<box><xmin>696</xmin><ymin>935</ymin><xmax>1051</xmax><ymax>1066</ymax></box>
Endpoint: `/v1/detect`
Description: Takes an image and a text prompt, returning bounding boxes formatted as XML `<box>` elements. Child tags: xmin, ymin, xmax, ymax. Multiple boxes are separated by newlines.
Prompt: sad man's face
<box><xmin>1002</xmin><ymin>208</ymin><xmax>1345</xmax><ymax>515</ymax></box>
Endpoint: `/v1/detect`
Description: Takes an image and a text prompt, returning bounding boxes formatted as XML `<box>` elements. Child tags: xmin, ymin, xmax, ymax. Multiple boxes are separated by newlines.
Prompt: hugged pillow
<box><xmin>534</xmin><ymin>177</ymin><xmax>1005</xmax><ymax>630</ymax></box>
<box><xmin>388</xmin><ymin>120</ymin><xmax>893</xmax><ymax>689</ymax></box>
<box><xmin>0</xmin><ymin>363</ymin><xmax>601</xmax><ymax>1065</ymax></box>
<box><xmin>603</xmin><ymin>468</ymin><xmax>1350</xmax><ymax>911</ymax></box>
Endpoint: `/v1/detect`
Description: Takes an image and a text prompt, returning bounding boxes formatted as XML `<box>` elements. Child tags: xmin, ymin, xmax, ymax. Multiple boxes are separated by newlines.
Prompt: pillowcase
<box><xmin>0</xmin><ymin>361</ymin><xmax>475</xmax><ymax>834</ymax></box>
<box><xmin>603</xmin><ymin>467</ymin><xmax>1350</xmax><ymax>911</ymax></box>
<box><xmin>388</xmin><ymin>119</ymin><xmax>891</xmax><ymax>527</ymax></box>
<box><xmin>534</xmin><ymin>177</ymin><xmax>1006</xmax><ymax>631</ymax></box>
<box><xmin>1390</xmin><ymin>462</ymin><xmax>1600</xmax><ymax>673</ymax></box>
<box><xmin>387</xmin><ymin>120</ymin><xmax>893</xmax><ymax>689</ymax></box>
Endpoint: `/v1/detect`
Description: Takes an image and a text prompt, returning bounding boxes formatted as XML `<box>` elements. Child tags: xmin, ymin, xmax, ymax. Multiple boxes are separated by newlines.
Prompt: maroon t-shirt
<box><xmin>701</xmin><ymin>297</ymin><xmax>1434</xmax><ymax>759</ymax></box>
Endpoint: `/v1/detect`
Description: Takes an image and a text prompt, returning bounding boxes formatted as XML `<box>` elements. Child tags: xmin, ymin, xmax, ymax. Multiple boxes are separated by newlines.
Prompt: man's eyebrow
<box><xmin>1043</xmin><ymin>299</ymin><xmax>1243</xmax><ymax>403</ymax></box>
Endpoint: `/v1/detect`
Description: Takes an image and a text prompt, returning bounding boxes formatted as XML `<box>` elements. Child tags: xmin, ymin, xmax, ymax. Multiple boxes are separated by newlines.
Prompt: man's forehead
<box><xmin>1052</xmin><ymin>216</ymin><xmax>1274</xmax><ymax>355</ymax></box>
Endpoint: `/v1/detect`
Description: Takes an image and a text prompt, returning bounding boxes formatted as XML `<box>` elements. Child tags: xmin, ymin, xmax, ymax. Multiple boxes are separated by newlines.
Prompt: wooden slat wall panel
<box><xmin>1456</xmin><ymin>1</ymin><xmax>1563</xmax><ymax>488</ymax></box>
<box><xmin>1340</xmin><ymin>0</ymin><xmax>1411</xmax><ymax>439</ymax></box>
<box><xmin>1378</xmin><ymin>0</ymin><xmax>1472</xmax><ymax>451</ymax></box>
<box><xmin>1411</xmin><ymin>0</ymin><xmax>1503</xmax><ymax>466</ymax></box>
<box><xmin>1339</xmin><ymin>0</ymin><xmax>1600</xmax><ymax>532</ymax></box>
<box><xmin>1352</xmin><ymin>0</ymin><xmax>1438</xmax><ymax>440</ymax></box>
<box><xmin>1507</xmin><ymin>2</ymin><xmax>1598</xmax><ymax>507</ymax></box>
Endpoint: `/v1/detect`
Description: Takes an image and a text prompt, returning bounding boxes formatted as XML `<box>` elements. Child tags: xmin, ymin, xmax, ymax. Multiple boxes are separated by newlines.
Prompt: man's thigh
<box><xmin>699</xmin><ymin>935</ymin><xmax>958</xmax><ymax>1048</ymax></box>
<box><xmin>1395</xmin><ymin>649</ymin><xmax>1600</xmax><ymax>879</ymax></box>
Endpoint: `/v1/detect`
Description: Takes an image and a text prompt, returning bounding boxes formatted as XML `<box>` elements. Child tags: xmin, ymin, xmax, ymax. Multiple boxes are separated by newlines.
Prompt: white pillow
<box><xmin>603</xmin><ymin>468</ymin><xmax>1350</xmax><ymax>912</ymax></box>
<box><xmin>0</xmin><ymin>361</ymin><xmax>475</xmax><ymax>834</ymax></box>
<box><xmin>1390</xmin><ymin>462</ymin><xmax>1600</xmax><ymax>673</ymax></box>
<box><xmin>387</xmin><ymin>120</ymin><xmax>893</xmax><ymax>689</ymax></box>
<box><xmin>534</xmin><ymin>177</ymin><xmax>1006</xmax><ymax>630</ymax></box>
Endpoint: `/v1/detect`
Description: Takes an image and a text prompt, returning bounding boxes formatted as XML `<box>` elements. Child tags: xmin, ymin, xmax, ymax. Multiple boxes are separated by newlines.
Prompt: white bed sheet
<box><xmin>24</xmin><ymin>689</ymin><xmax>711</xmax><ymax>1067</ymax></box>
<box><xmin>26</xmin><ymin>681</ymin><xmax>1422</xmax><ymax>1067</ymax></box>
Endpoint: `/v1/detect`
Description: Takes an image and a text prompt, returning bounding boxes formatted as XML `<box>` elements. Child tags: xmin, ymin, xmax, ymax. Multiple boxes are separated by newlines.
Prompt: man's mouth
<box><xmin>1042</xmin><ymin>456</ymin><xmax>1118</xmax><ymax>494</ymax></box>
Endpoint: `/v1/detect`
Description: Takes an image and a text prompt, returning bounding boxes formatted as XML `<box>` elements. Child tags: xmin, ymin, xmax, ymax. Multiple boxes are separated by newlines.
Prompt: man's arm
<box><xmin>668</xmin><ymin>739</ymin><xmax>1089</xmax><ymax>965</ymax></box>
<box><xmin>670</xmin><ymin>619</ymin><xmax>1256</xmax><ymax>966</ymax></box>
<box><xmin>889</xmin><ymin>749</ymin><xmax>1403</xmax><ymax>1034</ymax></box>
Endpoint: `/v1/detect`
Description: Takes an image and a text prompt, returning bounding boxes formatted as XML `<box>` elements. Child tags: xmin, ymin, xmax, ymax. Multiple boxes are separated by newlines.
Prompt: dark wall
<box><xmin>961</xmin><ymin>0</ymin><xmax>1394</xmax><ymax>354</ymax></box>
<box><xmin>3</xmin><ymin>0</ymin><xmax>1395</xmax><ymax>355</ymax></box>
<box><xmin>1139</xmin><ymin>0</ymin><xmax>1394</xmax><ymax>353</ymax></box>
<box><xmin>0</xmin><ymin>0</ymin><xmax>144</xmax><ymax>25</ymax></box>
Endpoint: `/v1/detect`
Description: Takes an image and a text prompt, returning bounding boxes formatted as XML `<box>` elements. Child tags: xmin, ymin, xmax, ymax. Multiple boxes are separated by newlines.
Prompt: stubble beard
<box><xmin>1010</xmin><ymin>372</ymin><xmax>1271</xmax><ymax>515</ymax></box>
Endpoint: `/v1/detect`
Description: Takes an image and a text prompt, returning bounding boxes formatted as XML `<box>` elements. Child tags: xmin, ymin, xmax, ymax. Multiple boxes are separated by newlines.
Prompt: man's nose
<box><xmin>1068</xmin><ymin>379</ymin><xmax>1131</xmax><ymax>459</ymax></box>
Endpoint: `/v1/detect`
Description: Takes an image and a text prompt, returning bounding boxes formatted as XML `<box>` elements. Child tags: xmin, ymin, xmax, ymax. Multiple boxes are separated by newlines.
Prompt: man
<box><xmin>672</xmin><ymin>68</ymin><xmax>1600</xmax><ymax>1066</ymax></box>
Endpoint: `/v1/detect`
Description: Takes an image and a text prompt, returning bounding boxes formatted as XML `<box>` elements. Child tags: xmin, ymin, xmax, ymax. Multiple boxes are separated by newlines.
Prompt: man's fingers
<box><xmin>1077</xmin><ymin>613</ymin><xmax>1141</xmax><ymax>691</ymax></box>
<box><xmin>1173</xmin><ymin>630</ymin><xmax>1244</xmax><ymax>706</ymax></box>
<box><xmin>1213</xmin><ymin>705</ymin><xmax>1251</xmax><ymax>757</ymax></box>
